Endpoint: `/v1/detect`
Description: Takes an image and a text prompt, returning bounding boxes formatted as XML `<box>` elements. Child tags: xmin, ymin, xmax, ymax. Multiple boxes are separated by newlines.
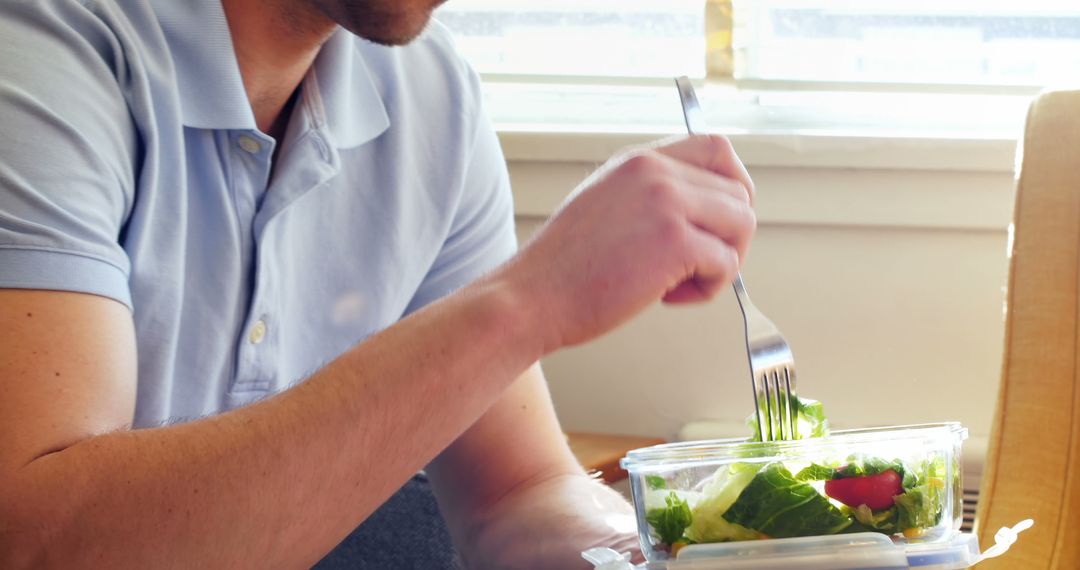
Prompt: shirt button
<box><xmin>249</xmin><ymin>320</ymin><xmax>267</xmax><ymax>344</ymax></box>
<box><xmin>237</xmin><ymin>135</ymin><xmax>262</xmax><ymax>154</ymax></box>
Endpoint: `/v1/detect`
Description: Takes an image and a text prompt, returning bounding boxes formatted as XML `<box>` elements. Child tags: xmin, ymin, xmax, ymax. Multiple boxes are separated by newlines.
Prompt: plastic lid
<box><xmin>639</xmin><ymin>532</ymin><xmax>980</xmax><ymax>570</ymax></box>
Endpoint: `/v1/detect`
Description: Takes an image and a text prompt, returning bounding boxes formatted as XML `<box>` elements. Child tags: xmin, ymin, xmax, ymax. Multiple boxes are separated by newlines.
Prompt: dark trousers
<box><xmin>314</xmin><ymin>473</ymin><xmax>461</xmax><ymax>569</ymax></box>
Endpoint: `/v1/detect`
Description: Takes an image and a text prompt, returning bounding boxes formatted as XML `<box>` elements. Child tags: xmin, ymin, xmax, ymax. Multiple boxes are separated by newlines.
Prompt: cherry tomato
<box><xmin>824</xmin><ymin>469</ymin><xmax>903</xmax><ymax>510</ymax></box>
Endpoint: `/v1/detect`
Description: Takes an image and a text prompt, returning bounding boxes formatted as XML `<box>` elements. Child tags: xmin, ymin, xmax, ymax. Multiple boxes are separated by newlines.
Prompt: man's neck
<box><xmin>221</xmin><ymin>0</ymin><xmax>337</xmax><ymax>140</ymax></box>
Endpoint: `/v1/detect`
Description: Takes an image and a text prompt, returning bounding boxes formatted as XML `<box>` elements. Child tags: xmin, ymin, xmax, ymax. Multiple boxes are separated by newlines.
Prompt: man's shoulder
<box><xmin>0</xmin><ymin>0</ymin><xmax>164</xmax><ymax>50</ymax></box>
<box><xmin>0</xmin><ymin>0</ymin><xmax>165</xmax><ymax>166</ymax></box>
<box><xmin>0</xmin><ymin>0</ymin><xmax>170</xmax><ymax>92</ymax></box>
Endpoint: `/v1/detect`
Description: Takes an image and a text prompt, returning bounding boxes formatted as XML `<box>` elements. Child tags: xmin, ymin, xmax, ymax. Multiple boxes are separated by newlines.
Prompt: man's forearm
<box><xmin>2</xmin><ymin>279</ymin><xmax>542</xmax><ymax>569</ymax></box>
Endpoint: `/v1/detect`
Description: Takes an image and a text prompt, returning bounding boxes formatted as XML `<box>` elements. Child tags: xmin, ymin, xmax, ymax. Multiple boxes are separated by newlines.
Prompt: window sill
<box><xmin>487</xmin><ymin>81</ymin><xmax>1026</xmax><ymax>173</ymax></box>
<box><xmin>492</xmin><ymin>82</ymin><xmax>1022</xmax><ymax>232</ymax></box>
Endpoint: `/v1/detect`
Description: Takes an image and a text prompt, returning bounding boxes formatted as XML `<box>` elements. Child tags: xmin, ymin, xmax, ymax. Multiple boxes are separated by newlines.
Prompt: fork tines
<box><xmin>754</xmin><ymin>367</ymin><xmax>798</xmax><ymax>441</ymax></box>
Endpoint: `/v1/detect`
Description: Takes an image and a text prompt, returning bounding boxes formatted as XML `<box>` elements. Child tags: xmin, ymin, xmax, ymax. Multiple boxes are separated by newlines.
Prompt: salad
<box><xmin>642</xmin><ymin>399</ymin><xmax>952</xmax><ymax>556</ymax></box>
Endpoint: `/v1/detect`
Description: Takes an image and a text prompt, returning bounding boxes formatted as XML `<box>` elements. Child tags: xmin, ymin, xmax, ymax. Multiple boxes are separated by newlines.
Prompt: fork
<box><xmin>674</xmin><ymin>76</ymin><xmax>799</xmax><ymax>442</ymax></box>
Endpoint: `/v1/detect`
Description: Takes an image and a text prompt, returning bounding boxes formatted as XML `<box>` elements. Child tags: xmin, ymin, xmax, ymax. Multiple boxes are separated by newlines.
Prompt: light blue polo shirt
<box><xmin>0</xmin><ymin>0</ymin><xmax>517</xmax><ymax>428</ymax></box>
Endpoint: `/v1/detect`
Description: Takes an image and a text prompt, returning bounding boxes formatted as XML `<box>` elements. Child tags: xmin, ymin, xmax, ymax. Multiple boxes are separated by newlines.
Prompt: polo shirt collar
<box><xmin>153</xmin><ymin>1</ymin><xmax>390</xmax><ymax>148</ymax></box>
<box><xmin>153</xmin><ymin>0</ymin><xmax>255</xmax><ymax>130</ymax></box>
<box><xmin>309</xmin><ymin>29</ymin><xmax>390</xmax><ymax>149</ymax></box>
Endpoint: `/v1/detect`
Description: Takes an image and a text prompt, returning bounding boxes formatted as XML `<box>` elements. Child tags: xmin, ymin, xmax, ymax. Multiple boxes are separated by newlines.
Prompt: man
<box><xmin>0</xmin><ymin>0</ymin><xmax>756</xmax><ymax>568</ymax></box>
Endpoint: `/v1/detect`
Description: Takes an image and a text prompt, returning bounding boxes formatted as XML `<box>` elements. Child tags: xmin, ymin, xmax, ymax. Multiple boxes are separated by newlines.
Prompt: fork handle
<box><xmin>731</xmin><ymin>273</ymin><xmax>751</xmax><ymax>315</ymax></box>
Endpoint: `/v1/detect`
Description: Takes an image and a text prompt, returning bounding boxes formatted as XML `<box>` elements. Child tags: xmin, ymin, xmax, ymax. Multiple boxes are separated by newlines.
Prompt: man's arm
<box><xmin>0</xmin><ymin>282</ymin><xmax>542</xmax><ymax>569</ymax></box>
<box><xmin>428</xmin><ymin>134</ymin><xmax>758</xmax><ymax>569</ymax></box>
<box><xmin>428</xmin><ymin>364</ymin><xmax>640</xmax><ymax>569</ymax></box>
<box><xmin>0</xmin><ymin>135</ymin><xmax>754</xmax><ymax>569</ymax></box>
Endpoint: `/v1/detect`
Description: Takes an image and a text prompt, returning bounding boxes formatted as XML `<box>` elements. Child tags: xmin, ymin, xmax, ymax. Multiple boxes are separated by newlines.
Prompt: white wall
<box><xmin>503</xmin><ymin>132</ymin><xmax>1016</xmax><ymax>443</ymax></box>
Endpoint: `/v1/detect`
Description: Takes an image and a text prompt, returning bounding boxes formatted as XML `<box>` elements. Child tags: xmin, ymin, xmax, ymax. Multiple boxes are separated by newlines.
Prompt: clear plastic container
<box><xmin>621</xmin><ymin>423</ymin><xmax>967</xmax><ymax>563</ymax></box>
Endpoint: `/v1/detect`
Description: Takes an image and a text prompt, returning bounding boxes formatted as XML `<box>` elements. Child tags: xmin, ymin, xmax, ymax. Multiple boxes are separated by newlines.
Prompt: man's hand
<box><xmin>465</xmin><ymin>473</ymin><xmax>641</xmax><ymax>570</ymax></box>
<box><xmin>427</xmin><ymin>364</ymin><xmax>642</xmax><ymax>569</ymax></box>
<box><xmin>499</xmin><ymin>134</ymin><xmax>756</xmax><ymax>352</ymax></box>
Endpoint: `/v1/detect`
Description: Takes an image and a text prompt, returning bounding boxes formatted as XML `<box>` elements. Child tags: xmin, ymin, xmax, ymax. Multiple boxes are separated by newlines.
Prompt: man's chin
<box><xmin>319</xmin><ymin>1</ymin><xmax>440</xmax><ymax>47</ymax></box>
<box><xmin>346</xmin><ymin>25</ymin><xmax>427</xmax><ymax>47</ymax></box>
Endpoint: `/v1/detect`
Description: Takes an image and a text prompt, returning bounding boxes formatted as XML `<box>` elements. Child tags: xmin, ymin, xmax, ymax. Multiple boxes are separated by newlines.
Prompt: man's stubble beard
<box><xmin>311</xmin><ymin>0</ymin><xmax>449</xmax><ymax>46</ymax></box>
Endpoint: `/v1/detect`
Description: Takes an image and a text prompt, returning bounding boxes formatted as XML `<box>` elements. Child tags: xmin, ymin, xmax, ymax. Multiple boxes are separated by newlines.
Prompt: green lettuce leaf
<box><xmin>747</xmin><ymin>397</ymin><xmax>830</xmax><ymax>442</ymax></box>
<box><xmin>835</xmin><ymin>455</ymin><xmax>907</xmax><ymax>481</ymax></box>
<box><xmin>895</xmin><ymin>483</ymin><xmax>945</xmax><ymax>531</ymax></box>
<box><xmin>685</xmin><ymin>463</ymin><xmax>763</xmax><ymax>543</ymax></box>
<box><xmin>797</xmin><ymin>455</ymin><xmax>911</xmax><ymax>483</ymax></box>
<box><xmin>646</xmin><ymin>491</ymin><xmax>693</xmax><ymax>545</ymax></box>
<box><xmin>722</xmin><ymin>463</ymin><xmax>853</xmax><ymax>538</ymax></box>
<box><xmin>794</xmin><ymin>463</ymin><xmax>837</xmax><ymax>481</ymax></box>
<box><xmin>847</xmin><ymin>504</ymin><xmax>898</xmax><ymax>534</ymax></box>
<box><xmin>645</xmin><ymin>474</ymin><xmax>668</xmax><ymax>490</ymax></box>
<box><xmin>894</xmin><ymin>456</ymin><xmax>947</xmax><ymax>531</ymax></box>
<box><xmin>798</xmin><ymin>398</ymin><xmax>829</xmax><ymax>438</ymax></box>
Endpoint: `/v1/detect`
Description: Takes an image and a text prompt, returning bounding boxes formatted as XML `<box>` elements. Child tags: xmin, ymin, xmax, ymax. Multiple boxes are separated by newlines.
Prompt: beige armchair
<box><xmin>975</xmin><ymin>90</ymin><xmax>1080</xmax><ymax>569</ymax></box>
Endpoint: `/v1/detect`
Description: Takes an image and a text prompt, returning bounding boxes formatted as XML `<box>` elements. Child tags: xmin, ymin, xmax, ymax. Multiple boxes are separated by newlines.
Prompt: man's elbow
<box><xmin>0</xmin><ymin>492</ymin><xmax>59</xmax><ymax>569</ymax></box>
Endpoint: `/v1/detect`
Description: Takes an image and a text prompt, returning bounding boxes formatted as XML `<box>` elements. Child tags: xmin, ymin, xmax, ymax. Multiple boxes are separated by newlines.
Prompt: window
<box><xmin>435</xmin><ymin>0</ymin><xmax>705</xmax><ymax>80</ymax></box>
<box><xmin>437</xmin><ymin>0</ymin><xmax>1080</xmax><ymax>90</ymax></box>
<box><xmin>740</xmin><ymin>0</ymin><xmax>1080</xmax><ymax>90</ymax></box>
<box><xmin>435</xmin><ymin>1</ymin><xmax>1074</xmax><ymax>137</ymax></box>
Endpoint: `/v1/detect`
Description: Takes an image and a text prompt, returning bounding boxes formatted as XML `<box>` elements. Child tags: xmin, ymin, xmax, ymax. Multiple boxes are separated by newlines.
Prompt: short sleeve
<box><xmin>404</xmin><ymin>109</ymin><xmax>518</xmax><ymax>314</ymax></box>
<box><xmin>0</xmin><ymin>1</ymin><xmax>138</xmax><ymax>308</ymax></box>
